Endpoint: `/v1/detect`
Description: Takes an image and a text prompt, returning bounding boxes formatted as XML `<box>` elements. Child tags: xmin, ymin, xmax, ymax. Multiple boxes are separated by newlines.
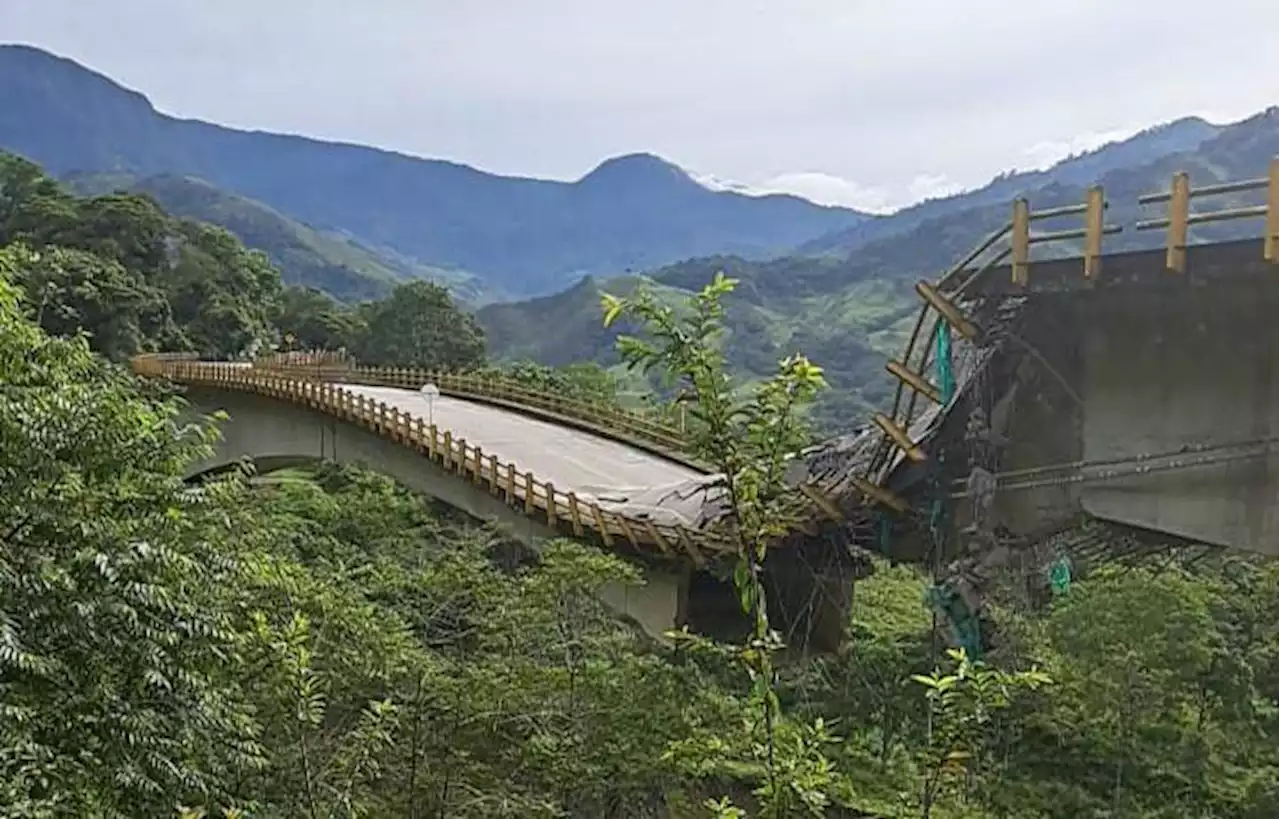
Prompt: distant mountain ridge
<box><xmin>477</xmin><ymin>108</ymin><xmax>1278</xmax><ymax>435</ymax></box>
<box><xmin>64</xmin><ymin>170</ymin><xmax>496</xmax><ymax>305</ymax></box>
<box><xmin>796</xmin><ymin>115</ymin><xmax>1228</xmax><ymax>257</ymax></box>
<box><xmin>0</xmin><ymin>44</ymin><xmax>869</xmax><ymax>297</ymax></box>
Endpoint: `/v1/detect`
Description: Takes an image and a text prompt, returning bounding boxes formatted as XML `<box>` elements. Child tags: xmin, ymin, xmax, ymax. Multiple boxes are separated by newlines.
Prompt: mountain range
<box><xmin>1</xmin><ymin>42</ymin><xmax>1275</xmax><ymax>434</ymax></box>
<box><xmin>475</xmin><ymin>108</ymin><xmax>1279</xmax><ymax>432</ymax></box>
<box><xmin>0</xmin><ymin>44</ymin><xmax>868</xmax><ymax>298</ymax></box>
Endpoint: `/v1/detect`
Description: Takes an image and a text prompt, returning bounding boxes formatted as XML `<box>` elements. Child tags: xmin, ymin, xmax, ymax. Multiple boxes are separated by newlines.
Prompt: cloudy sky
<box><xmin>3</xmin><ymin>0</ymin><xmax>1276</xmax><ymax>212</ymax></box>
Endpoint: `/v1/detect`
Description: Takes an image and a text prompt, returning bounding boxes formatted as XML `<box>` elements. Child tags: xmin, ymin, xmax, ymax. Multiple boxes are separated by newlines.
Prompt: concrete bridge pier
<box><xmin>762</xmin><ymin>541</ymin><xmax>863</xmax><ymax>655</ymax></box>
<box><xmin>597</xmin><ymin>568</ymin><xmax>691</xmax><ymax>643</ymax></box>
<box><xmin>681</xmin><ymin>536</ymin><xmax>863</xmax><ymax>655</ymax></box>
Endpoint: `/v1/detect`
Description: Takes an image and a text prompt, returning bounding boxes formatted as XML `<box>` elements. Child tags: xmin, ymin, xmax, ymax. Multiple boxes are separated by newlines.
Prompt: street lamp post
<box><xmin>420</xmin><ymin>382</ymin><xmax>440</xmax><ymax>426</ymax></box>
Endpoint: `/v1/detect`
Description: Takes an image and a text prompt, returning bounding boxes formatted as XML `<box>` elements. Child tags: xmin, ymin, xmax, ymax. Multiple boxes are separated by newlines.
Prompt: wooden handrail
<box><xmin>1136</xmin><ymin>158</ymin><xmax>1278</xmax><ymax>272</ymax></box>
<box><xmin>133</xmin><ymin>355</ymin><xmax>738</xmax><ymax>563</ymax></box>
<box><xmin>250</xmin><ymin>359</ymin><xmax>695</xmax><ymax>463</ymax></box>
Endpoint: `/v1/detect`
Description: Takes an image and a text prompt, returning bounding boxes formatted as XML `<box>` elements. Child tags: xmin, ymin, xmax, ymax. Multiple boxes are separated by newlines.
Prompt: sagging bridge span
<box><xmin>134</xmin><ymin>162</ymin><xmax>1279</xmax><ymax>653</ymax></box>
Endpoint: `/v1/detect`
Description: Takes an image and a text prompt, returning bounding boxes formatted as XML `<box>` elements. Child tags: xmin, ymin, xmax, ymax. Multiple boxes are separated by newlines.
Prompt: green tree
<box><xmin>164</xmin><ymin>220</ymin><xmax>282</xmax><ymax>358</ymax></box>
<box><xmin>357</xmin><ymin>279</ymin><xmax>485</xmax><ymax>369</ymax></box>
<box><xmin>216</xmin><ymin>465</ymin><xmax>706</xmax><ymax>818</ymax></box>
<box><xmin>603</xmin><ymin>272</ymin><xmax>839</xmax><ymax>817</ymax></box>
<box><xmin>0</xmin><ymin>247</ymin><xmax>261</xmax><ymax>815</ymax></box>
<box><xmin>910</xmin><ymin>648</ymin><xmax>1051</xmax><ymax>816</ymax></box>
<box><xmin>9</xmin><ymin>243</ymin><xmax>178</xmax><ymax>360</ymax></box>
<box><xmin>0</xmin><ymin>153</ymin><xmax>68</xmax><ymax>241</ymax></box>
<box><xmin>277</xmin><ymin>285</ymin><xmax>368</xmax><ymax>352</ymax></box>
<box><xmin>0</xmin><ymin>151</ymin><xmax>286</xmax><ymax>360</ymax></box>
<box><xmin>1010</xmin><ymin>562</ymin><xmax>1280</xmax><ymax>819</ymax></box>
<box><xmin>797</xmin><ymin>561</ymin><xmax>934</xmax><ymax>772</ymax></box>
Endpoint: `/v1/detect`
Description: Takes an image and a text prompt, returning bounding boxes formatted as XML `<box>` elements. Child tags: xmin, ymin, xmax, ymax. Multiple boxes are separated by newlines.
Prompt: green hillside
<box><xmin>65</xmin><ymin>171</ymin><xmax>497</xmax><ymax>305</ymax></box>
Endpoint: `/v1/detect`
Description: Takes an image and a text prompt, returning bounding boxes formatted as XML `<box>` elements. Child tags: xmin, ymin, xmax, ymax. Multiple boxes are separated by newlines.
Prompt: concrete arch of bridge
<box><xmin>181</xmin><ymin>387</ymin><xmax>694</xmax><ymax>643</ymax></box>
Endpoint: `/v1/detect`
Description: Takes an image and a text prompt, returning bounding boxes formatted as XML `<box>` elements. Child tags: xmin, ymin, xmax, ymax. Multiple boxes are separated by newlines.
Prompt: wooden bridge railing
<box><xmin>133</xmin><ymin>355</ymin><xmax>733</xmax><ymax>565</ymax></box>
<box><xmin>1136</xmin><ymin>160</ymin><xmax>1279</xmax><ymax>271</ymax></box>
<box><xmin>845</xmin><ymin>159</ymin><xmax>1280</xmax><ymax>515</ymax></box>
<box><xmin>245</xmin><ymin>357</ymin><xmax>699</xmax><ymax>470</ymax></box>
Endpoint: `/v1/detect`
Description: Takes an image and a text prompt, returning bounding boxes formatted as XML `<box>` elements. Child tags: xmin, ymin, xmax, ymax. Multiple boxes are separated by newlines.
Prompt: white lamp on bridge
<box><xmin>420</xmin><ymin>382</ymin><xmax>440</xmax><ymax>425</ymax></box>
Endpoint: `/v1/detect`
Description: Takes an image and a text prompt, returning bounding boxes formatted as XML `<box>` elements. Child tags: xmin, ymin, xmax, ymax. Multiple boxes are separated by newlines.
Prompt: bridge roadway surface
<box><xmin>329</xmin><ymin>384</ymin><xmax>712</xmax><ymax>525</ymax></box>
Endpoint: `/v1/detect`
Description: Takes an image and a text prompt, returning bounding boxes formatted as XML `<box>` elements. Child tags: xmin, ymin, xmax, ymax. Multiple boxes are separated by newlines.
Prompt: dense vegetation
<box><xmin>3</xmin><ymin>190</ymin><xmax>1277</xmax><ymax>815</ymax></box>
<box><xmin>0</xmin><ymin>153</ymin><xmax>487</xmax><ymax>372</ymax></box>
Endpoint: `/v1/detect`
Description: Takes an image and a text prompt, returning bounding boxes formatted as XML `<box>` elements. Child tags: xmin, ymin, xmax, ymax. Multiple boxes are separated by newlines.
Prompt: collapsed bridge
<box><xmin>135</xmin><ymin>161</ymin><xmax>1279</xmax><ymax>653</ymax></box>
<box><xmin>789</xmin><ymin>162</ymin><xmax>1277</xmax><ymax>652</ymax></box>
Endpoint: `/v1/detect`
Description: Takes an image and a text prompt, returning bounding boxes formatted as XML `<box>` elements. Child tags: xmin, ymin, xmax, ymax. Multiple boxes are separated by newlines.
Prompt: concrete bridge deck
<box><xmin>341</xmin><ymin>384</ymin><xmax>705</xmax><ymax>507</ymax></box>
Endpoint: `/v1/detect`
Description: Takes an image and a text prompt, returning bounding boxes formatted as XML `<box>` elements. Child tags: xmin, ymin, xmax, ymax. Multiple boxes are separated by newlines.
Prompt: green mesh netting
<box><xmin>877</xmin><ymin>514</ymin><xmax>892</xmax><ymax>554</ymax></box>
<box><xmin>928</xmin><ymin>319</ymin><xmax>978</xmax><ymax>656</ymax></box>
<box><xmin>936</xmin><ymin>319</ymin><xmax>955</xmax><ymax>405</ymax></box>
<box><xmin>926</xmin><ymin>582</ymin><xmax>983</xmax><ymax>661</ymax></box>
<box><xmin>1049</xmin><ymin>553</ymin><xmax>1073</xmax><ymax>595</ymax></box>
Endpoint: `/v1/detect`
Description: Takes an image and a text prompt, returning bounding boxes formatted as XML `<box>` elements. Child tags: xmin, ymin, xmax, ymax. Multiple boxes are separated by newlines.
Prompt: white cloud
<box><xmin>753</xmin><ymin>172</ymin><xmax>896</xmax><ymax>213</ymax></box>
<box><xmin>905</xmin><ymin>174</ymin><xmax>965</xmax><ymax>203</ymax></box>
<box><xmin>691</xmin><ymin>169</ymin><xmax>893</xmax><ymax>212</ymax></box>
<box><xmin>694</xmin><ymin>170</ymin><xmax>968</xmax><ymax>214</ymax></box>
<box><xmin>1018</xmin><ymin>129</ymin><xmax>1138</xmax><ymax>171</ymax></box>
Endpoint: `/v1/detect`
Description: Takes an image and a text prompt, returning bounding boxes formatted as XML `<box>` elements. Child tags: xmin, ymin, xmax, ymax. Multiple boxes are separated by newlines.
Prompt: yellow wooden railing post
<box><xmin>453</xmin><ymin>438</ymin><xmax>466</xmax><ymax>475</ymax></box>
<box><xmin>590</xmin><ymin>503</ymin><xmax>614</xmax><ymax>547</ymax></box>
<box><xmin>1011</xmin><ymin>198</ymin><xmax>1030</xmax><ymax>286</ymax></box>
<box><xmin>1083</xmin><ymin>185</ymin><xmax>1105</xmax><ymax>279</ymax></box>
<box><xmin>613</xmin><ymin>513</ymin><xmax>640</xmax><ymax>548</ymax></box>
<box><xmin>544</xmin><ymin>483</ymin><xmax>559</xmax><ymax>528</ymax></box>
<box><xmin>566</xmin><ymin>493</ymin><xmax>585</xmax><ymax>536</ymax></box>
<box><xmin>1166</xmin><ymin>171</ymin><xmax>1190</xmax><ymax>273</ymax></box>
<box><xmin>1266</xmin><ymin>158</ymin><xmax>1278</xmax><ymax>263</ymax></box>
